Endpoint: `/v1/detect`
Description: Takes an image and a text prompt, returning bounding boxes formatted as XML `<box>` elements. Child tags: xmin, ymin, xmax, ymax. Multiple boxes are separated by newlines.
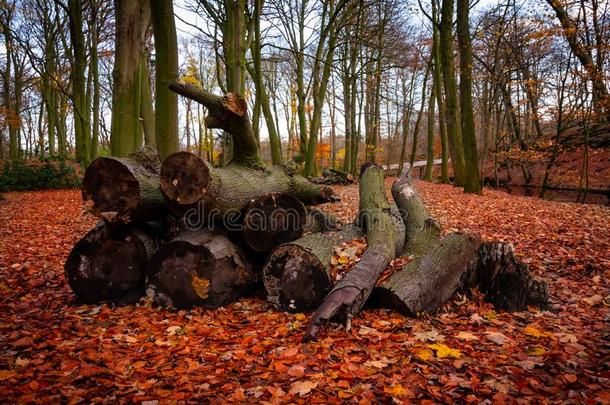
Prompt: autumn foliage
<box><xmin>0</xmin><ymin>183</ymin><xmax>608</xmax><ymax>403</ymax></box>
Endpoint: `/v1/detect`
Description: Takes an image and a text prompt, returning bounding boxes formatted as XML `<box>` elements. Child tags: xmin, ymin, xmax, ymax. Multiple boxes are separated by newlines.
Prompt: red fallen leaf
<box><xmin>233</xmin><ymin>388</ymin><xmax>246</xmax><ymax>401</ymax></box>
<box><xmin>12</xmin><ymin>336</ymin><xmax>34</xmax><ymax>349</ymax></box>
<box><xmin>563</xmin><ymin>374</ymin><xmax>577</xmax><ymax>384</ymax></box>
<box><xmin>279</xmin><ymin>346</ymin><xmax>299</xmax><ymax>359</ymax></box>
<box><xmin>287</xmin><ymin>365</ymin><xmax>305</xmax><ymax>378</ymax></box>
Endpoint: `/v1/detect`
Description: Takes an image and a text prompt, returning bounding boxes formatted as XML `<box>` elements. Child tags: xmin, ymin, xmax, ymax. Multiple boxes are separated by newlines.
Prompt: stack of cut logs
<box><xmin>65</xmin><ymin>83</ymin><xmax>549</xmax><ymax>341</ymax></box>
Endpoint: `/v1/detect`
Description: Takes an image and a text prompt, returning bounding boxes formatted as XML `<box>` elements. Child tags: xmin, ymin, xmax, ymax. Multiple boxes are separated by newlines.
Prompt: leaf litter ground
<box><xmin>0</xmin><ymin>181</ymin><xmax>608</xmax><ymax>403</ymax></box>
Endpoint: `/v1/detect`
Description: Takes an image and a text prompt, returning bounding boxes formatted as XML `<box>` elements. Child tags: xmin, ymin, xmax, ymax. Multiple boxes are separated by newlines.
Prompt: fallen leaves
<box><xmin>289</xmin><ymin>380</ymin><xmax>318</xmax><ymax>396</ymax></box>
<box><xmin>0</xmin><ymin>185</ymin><xmax>608</xmax><ymax>403</ymax></box>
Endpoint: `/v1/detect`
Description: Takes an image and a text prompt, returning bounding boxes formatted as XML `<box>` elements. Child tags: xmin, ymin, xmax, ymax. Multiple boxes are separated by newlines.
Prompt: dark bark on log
<box><xmin>65</xmin><ymin>221</ymin><xmax>162</xmax><ymax>303</ymax></box>
<box><xmin>82</xmin><ymin>146</ymin><xmax>166</xmax><ymax>223</ymax></box>
<box><xmin>466</xmin><ymin>241</ymin><xmax>549</xmax><ymax>311</ymax></box>
<box><xmin>243</xmin><ymin>193</ymin><xmax>307</xmax><ymax>252</ymax></box>
<box><xmin>160</xmin><ymin>152</ymin><xmax>339</xmax><ymax>218</ymax></box>
<box><xmin>147</xmin><ymin>230</ymin><xmax>257</xmax><ymax>309</ymax></box>
<box><xmin>303</xmin><ymin>209</ymin><xmax>341</xmax><ymax>234</ymax></box>
<box><xmin>263</xmin><ymin>224</ymin><xmax>362</xmax><ymax>313</ymax></box>
<box><xmin>303</xmin><ymin>164</ymin><xmax>405</xmax><ymax>341</ymax></box>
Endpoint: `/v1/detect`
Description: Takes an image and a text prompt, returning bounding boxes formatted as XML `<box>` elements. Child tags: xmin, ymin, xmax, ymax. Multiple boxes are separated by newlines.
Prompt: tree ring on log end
<box><xmin>160</xmin><ymin>151</ymin><xmax>210</xmax><ymax>206</ymax></box>
<box><xmin>82</xmin><ymin>158</ymin><xmax>140</xmax><ymax>221</ymax></box>
<box><xmin>244</xmin><ymin>193</ymin><xmax>307</xmax><ymax>252</ymax></box>
<box><xmin>264</xmin><ymin>244</ymin><xmax>332</xmax><ymax>312</ymax></box>
<box><xmin>65</xmin><ymin>225</ymin><xmax>147</xmax><ymax>303</ymax></box>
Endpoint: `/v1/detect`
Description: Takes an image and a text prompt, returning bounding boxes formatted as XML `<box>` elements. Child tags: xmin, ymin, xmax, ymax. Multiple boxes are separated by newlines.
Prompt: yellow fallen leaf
<box><xmin>523</xmin><ymin>326</ymin><xmax>552</xmax><ymax>338</ymax></box>
<box><xmin>526</xmin><ymin>346</ymin><xmax>546</xmax><ymax>356</ymax></box>
<box><xmin>413</xmin><ymin>347</ymin><xmax>434</xmax><ymax>361</ymax></box>
<box><xmin>289</xmin><ymin>380</ymin><xmax>318</xmax><ymax>396</ymax></box>
<box><xmin>428</xmin><ymin>343</ymin><xmax>462</xmax><ymax>359</ymax></box>
<box><xmin>383</xmin><ymin>384</ymin><xmax>415</xmax><ymax>399</ymax></box>
<box><xmin>191</xmin><ymin>274</ymin><xmax>210</xmax><ymax>299</ymax></box>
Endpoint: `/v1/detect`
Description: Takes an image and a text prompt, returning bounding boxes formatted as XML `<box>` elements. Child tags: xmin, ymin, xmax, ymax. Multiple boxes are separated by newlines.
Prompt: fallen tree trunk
<box><xmin>147</xmin><ymin>229</ymin><xmax>257</xmax><ymax>309</ymax></box>
<box><xmin>82</xmin><ymin>146</ymin><xmax>166</xmax><ymax>224</ymax></box>
<box><xmin>160</xmin><ymin>152</ymin><xmax>339</xmax><ymax>218</ymax></box>
<box><xmin>303</xmin><ymin>163</ymin><xmax>405</xmax><ymax>341</ymax></box>
<box><xmin>65</xmin><ymin>221</ymin><xmax>163</xmax><ymax>303</ymax></box>
<box><xmin>243</xmin><ymin>193</ymin><xmax>307</xmax><ymax>252</ymax></box>
<box><xmin>263</xmin><ymin>224</ymin><xmax>362</xmax><ymax>312</ymax></box>
<box><xmin>373</xmin><ymin>172</ymin><xmax>549</xmax><ymax>314</ymax></box>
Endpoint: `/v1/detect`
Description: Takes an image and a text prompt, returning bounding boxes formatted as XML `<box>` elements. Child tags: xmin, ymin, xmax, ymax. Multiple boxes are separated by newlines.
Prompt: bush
<box><xmin>0</xmin><ymin>157</ymin><xmax>83</xmax><ymax>192</ymax></box>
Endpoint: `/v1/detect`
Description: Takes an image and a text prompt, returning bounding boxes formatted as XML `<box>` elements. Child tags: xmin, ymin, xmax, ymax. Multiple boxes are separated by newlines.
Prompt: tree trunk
<box><xmin>243</xmin><ymin>193</ymin><xmax>307</xmax><ymax>252</ymax></box>
<box><xmin>303</xmin><ymin>163</ymin><xmax>405</xmax><ymax>341</ymax></box>
<box><xmin>65</xmin><ymin>221</ymin><xmax>162</xmax><ymax>303</ymax></box>
<box><xmin>374</xmin><ymin>172</ymin><xmax>548</xmax><ymax>314</ymax></box>
<box><xmin>111</xmin><ymin>0</ymin><xmax>151</xmax><ymax>156</ymax></box>
<box><xmin>440</xmin><ymin>0</ymin><xmax>466</xmax><ymax>185</ymax></box>
<box><xmin>457</xmin><ymin>0</ymin><xmax>482</xmax><ymax>194</ymax></box>
<box><xmin>82</xmin><ymin>146</ymin><xmax>166</xmax><ymax>224</ymax></box>
<box><xmin>160</xmin><ymin>151</ymin><xmax>338</xmax><ymax>217</ymax></box>
<box><xmin>151</xmin><ymin>0</ymin><xmax>179</xmax><ymax>159</ymax></box>
<box><xmin>264</xmin><ymin>224</ymin><xmax>362</xmax><ymax>312</ymax></box>
<box><xmin>147</xmin><ymin>229</ymin><xmax>257</xmax><ymax>309</ymax></box>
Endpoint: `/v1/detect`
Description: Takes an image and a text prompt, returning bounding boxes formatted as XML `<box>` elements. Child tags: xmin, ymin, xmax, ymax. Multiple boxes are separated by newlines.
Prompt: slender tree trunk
<box><xmin>456</xmin><ymin>0</ymin><xmax>481</xmax><ymax>193</ymax></box>
<box><xmin>424</xmin><ymin>75</ymin><xmax>436</xmax><ymax>181</ymax></box>
<box><xmin>440</xmin><ymin>0</ymin><xmax>465</xmax><ymax>185</ymax></box>
<box><xmin>432</xmin><ymin>0</ymin><xmax>449</xmax><ymax>183</ymax></box>
<box><xmin>151</xmin><ymin>0</ymin><xmax>179</xmax><ymax>159</ymax></box>
<box><xmin>68</xmin><ymin>0</ymin><xmax>91</xmax><ymax>164</ymax></box>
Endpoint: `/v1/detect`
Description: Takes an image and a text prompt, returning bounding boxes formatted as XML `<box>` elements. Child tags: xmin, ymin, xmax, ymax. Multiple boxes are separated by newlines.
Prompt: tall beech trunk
<box><xmin>303</xmin><ymin>163</ymin><xmax>405</xmax><ymax>341</ymax></box>
<box><xmin>82</xmin><ymin>146</ymin><xmax>166</xmax><ymax>224</ymax></box>
<box><xmin>147</xmin><ymin>229</ymin><xmax>257</xmax><ymax>309</ymax></box>
<box><xmin>65</xmin><ymin>221</ymin><xmax>162</xmax><ymax>303</ymax></box>
<box><xmin>151</xmin><ymin>0</ymin><xmax>179</xmax><ymax>159</ymax></box>
<box><xmin>111</xmin><ymin>0</ymin><xmax>151</xmax><ymax>156</ymax></box>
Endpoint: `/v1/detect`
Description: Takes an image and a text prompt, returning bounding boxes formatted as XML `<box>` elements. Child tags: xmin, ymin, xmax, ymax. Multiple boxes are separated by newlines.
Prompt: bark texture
<box><xmin>303</xmin><ymin>164</ymin><xmax>405</xmax><ymax>341</ymax></box>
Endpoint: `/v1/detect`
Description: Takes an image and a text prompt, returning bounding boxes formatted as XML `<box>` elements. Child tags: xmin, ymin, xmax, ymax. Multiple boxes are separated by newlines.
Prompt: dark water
<box><xmin>496</xmin><ymin>185</ymin><xmax>610</xmax><ymax>206</ymax></box>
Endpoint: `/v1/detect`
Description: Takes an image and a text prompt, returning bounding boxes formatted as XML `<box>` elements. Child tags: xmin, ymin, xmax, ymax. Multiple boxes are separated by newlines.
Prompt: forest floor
<box><xmin>0</xmin><ymin>182</ymin><xmax>609</xmax><ymax>403</ymax></box>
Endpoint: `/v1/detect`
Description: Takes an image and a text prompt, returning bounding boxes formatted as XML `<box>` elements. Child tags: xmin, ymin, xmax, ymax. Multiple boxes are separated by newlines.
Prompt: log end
<box><xmin>244</xmin><ymin>193</ymin><xmax>307</xmax><ymax>252</ymax></box>
<box><xmin>64</xmin><ymin>224</ymin><xmax>147</xmax><ymax>303</ymax></box>
<box><xmin>264</xmin><ymin>244</ymin><xmax>332</xmax><ymax>312</ymax></box>
<box><xmin>160</xmin><ymin>152</ymin><xmax>210</xmax><ymax>206</ymax></box>
<box><xmin>82</xmin><ymin>158</ymin><xmax>140</xmax><ymax>222</ymax></box>
<box><xmin>148</xmin><ymin>235</ymin><xmax>256</xmax><ymax>309</ymax></box>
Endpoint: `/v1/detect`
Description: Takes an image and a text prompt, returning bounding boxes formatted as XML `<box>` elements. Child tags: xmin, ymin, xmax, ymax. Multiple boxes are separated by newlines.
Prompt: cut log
<box><xmin>147</xmin><ymin>230</ymin><xmax>257</xmax><ymax>309</ymax></box>
<box><xmin>323</xmin><ymin>168</ymin><xmax>355</xmax><ymax>183</ymax></box>
<box><xmin>263</xmin><ymin>224</ymin><xmax>362</xmax><ymax>312</ymax></box>
<box><xmin>374</xmin><ymin>171</ymin><xmax>549</xmax><ymax>314</ymax></box>
<box><xmin>160</xmin><ymin>151</ymin><xmax>339</xmax><ymax>218</ymax></box>
<box><xmin>82</xmin><ymin>146</ymin><xmax>166</xmax><ymax>223</ymax></box>
<box><xmin>243</xmin><ymin>193</ymin><xmax>307</xmax><ymax>252</ymax></box>
<box><xmin>303</xmin><ymin>163</ymin><xmax>405</xmax><ymax>341</ymax></box>
<box><xmin>372</xmin><ymin>233</ymin><xmax>481</xmax><ymax>314</ymax></box>
<box><xmin>65</xmin><ymin>221</ymin><xmax>162</xmax><ymax>303</ymax></box>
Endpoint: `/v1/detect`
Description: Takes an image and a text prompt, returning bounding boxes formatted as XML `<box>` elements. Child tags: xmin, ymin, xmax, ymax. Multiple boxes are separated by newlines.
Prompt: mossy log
<box><xmin>374</xmin><ymin>172</ymin><xmax>549</xmax><ymax>314</ymax></box>
<box><xmin>65</xmin><ymin>221</ymin><xmax>163</xmax><ymax>303</ymax></box>
<box><xmin>160</xmin><ymin>151</ymin><xmax>339</xmax><ymax>218</ymax></box>
<box><xmin>147</xmin><ymin>230</ymin><xmax>257</xmax><ymax>309</ymax></box>
<box><xmin>82</xmin><ymin>146</ymin><xmax>166</xmax><ymax>224</ymax></box>
<box><xmin>303</xmin><ymin>163</ymin><xmax>405</xmax><ymax>341</ymax></box>
<box><xmin>263</xmin><ymin>224</ymin><xmax>362</xmax><ymax>313</ymax></box>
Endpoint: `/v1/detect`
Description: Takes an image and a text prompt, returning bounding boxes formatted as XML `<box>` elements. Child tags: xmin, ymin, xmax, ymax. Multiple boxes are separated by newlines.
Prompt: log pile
<box><xmin>65</xmin><ymin>82</ymin><xmax>549</xmax><ymax>341</ymax></box>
